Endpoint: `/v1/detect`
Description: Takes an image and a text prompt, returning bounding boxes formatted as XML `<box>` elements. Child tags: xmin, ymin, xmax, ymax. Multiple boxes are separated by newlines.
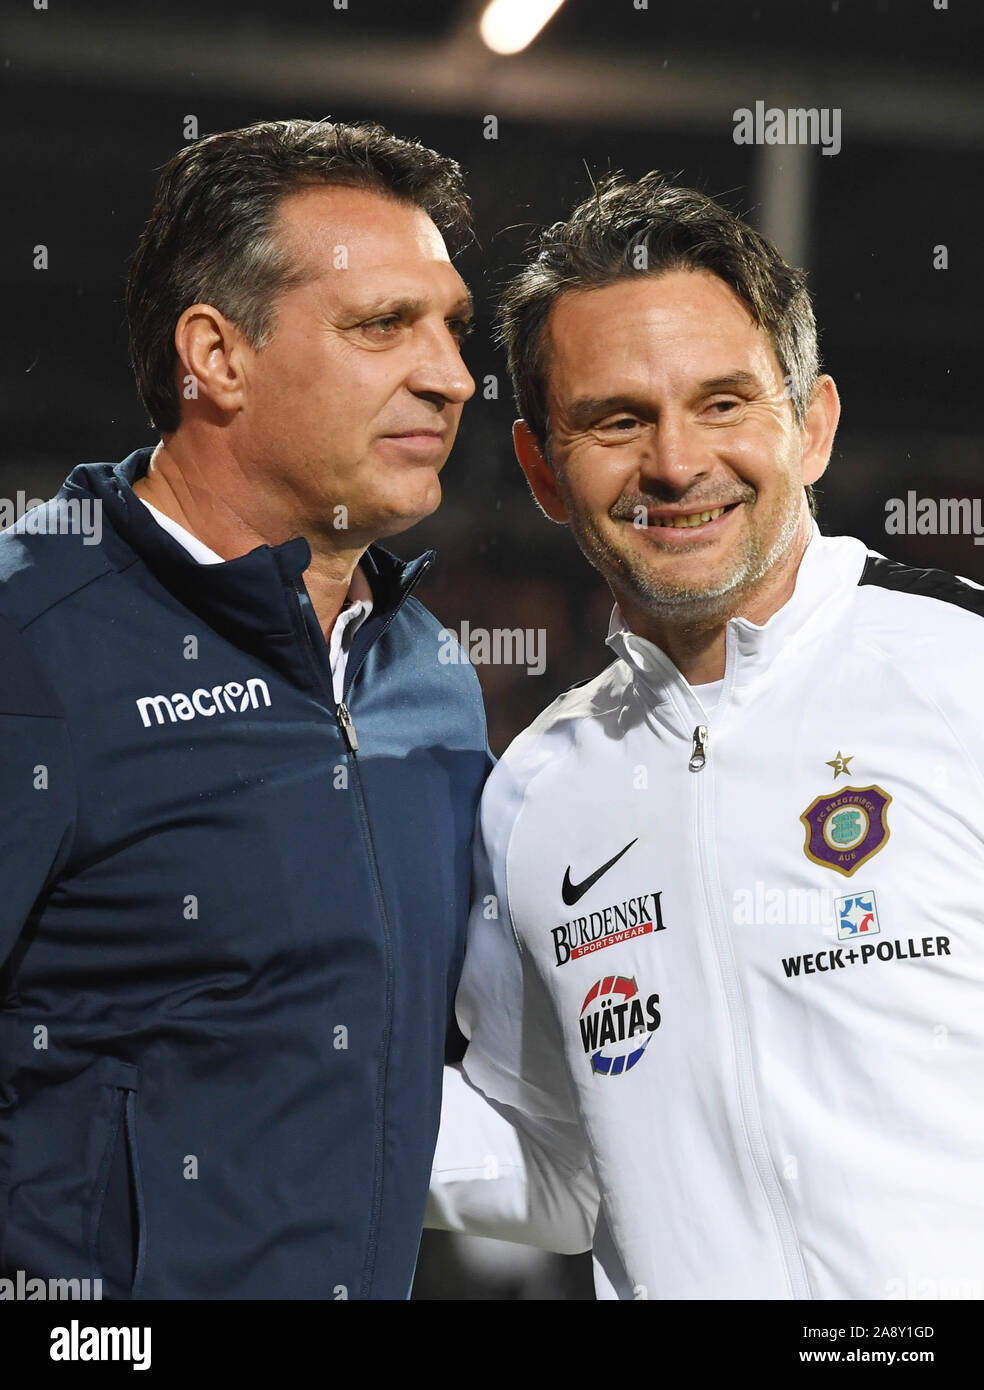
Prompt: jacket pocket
<box><xmin>86</xmin><ymin>1059</ymin><xmax>146</xmax><ymax>1299</ymax></box>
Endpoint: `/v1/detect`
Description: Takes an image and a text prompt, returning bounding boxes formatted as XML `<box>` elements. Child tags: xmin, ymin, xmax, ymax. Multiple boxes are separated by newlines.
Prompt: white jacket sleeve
<box><xmin>426</xmin><ymin>765</ymin><xmax>599</xmax><ymax>1255</ymax></box>
<box><xmin>426</xmin><ymin>1065</ymin><xmax>598</xmax><ymax>1254</ymax></box>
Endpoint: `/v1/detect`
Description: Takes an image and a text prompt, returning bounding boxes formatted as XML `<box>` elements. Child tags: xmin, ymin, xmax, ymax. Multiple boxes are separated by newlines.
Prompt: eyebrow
<box><xmin>449</xmin><ymin>293</ymin><xmax>475</xmax><ymax>321</ymax></box>
<box><xmin>565</xmin><ymin>395</ymin><xmax>646</xmax><ymax>429</ymax></box>
<box><xmin>696</xmin><ymin>371</ymin><xmax>763</xmax><ymax>394</ymax></box>
<box><xmin>565</xmin><ymin>372</ymin><xmax>766</xmax><ymax>428</ymax></box>
<box><xmin>346</xmin><ymin>292</ymin><xmax>474</xmax><ymax>321</ymax></box>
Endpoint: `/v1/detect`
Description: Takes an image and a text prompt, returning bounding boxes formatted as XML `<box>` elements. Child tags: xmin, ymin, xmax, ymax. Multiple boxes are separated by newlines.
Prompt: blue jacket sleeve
<box><xmin>0</xmin><ymin>614</ymin><xmax>77</xmax><ymax>974</ymax></box>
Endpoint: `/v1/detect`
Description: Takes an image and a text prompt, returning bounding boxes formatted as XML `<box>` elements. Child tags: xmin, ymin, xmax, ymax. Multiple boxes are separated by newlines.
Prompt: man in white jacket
<box><xmin>427</xmin><ymin>172</ymin><xmax>984</xmax><ymax>1301</ymax></box>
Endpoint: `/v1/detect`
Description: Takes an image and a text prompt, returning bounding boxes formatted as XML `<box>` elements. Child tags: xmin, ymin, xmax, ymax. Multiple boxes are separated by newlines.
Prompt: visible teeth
<box><xmin>652</xmin><ymin>506</ymin><xmax>726</xmax><ymax>529</ymax></box>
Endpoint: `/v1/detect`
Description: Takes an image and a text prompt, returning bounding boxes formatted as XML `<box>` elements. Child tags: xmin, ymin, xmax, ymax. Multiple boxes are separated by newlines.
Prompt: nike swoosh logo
<box><xmin>562</xmin><ymin>839</ymin><xmax>638</xmax><ymax>906</ymax></box>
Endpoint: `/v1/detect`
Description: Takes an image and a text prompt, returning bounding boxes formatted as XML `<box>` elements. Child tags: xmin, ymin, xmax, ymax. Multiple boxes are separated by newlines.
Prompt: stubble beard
<box><xmin>565</xmin><ymin>474</ymin><xmax>806</xmax><ymax>631</ymax></box>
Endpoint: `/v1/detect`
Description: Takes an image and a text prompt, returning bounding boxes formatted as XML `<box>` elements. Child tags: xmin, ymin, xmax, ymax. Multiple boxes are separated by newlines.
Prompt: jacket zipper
<box><xmin>288</xmin><ymin>578</ymin><xmax>394</xmax><ymax>1297</ymax></box>
<box><xmin>684</xmin><ymin>648</ymin><xmax>812</xmax><ymax>1299</ymax></box>
<box><xmin>289</xmin><ymin>563</ymin><xmax>429</xmax><ymax>1297</ymax></box>
<box><xmin>337</xmin><ymin>700</ymin><xmax>358</xmax><ymax>752</ymax></box>
<box><xmin>689</xmin><ymin>724</ymin><xmax>708</xmax><ymax>771</ymax></box>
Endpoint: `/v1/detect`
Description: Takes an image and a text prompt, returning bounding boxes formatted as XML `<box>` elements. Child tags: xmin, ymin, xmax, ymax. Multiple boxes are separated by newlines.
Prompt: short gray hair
<box><xmin>498</xmin><ymin>171</ymin><xmax>821</xmax><ymax>513</ymax></box>
<box><xmin>127</xmin><ymin>118</ymin><xmax>473</xmax><ymax>433</ymax></box>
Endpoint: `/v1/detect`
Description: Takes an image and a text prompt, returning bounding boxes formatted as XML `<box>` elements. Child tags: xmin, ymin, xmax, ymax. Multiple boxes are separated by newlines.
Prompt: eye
<box><xmin>597</xmin><ymin>416</ymin><xmax>643</xmax><ymax>434</ymax></box>
<box><xmin>705</xmin><ymin>398</ymin><xmax>741</xmax><ymax>415</ymax></box>
<box><xmin>361</xmin><ymin>315</ymin><xmax>402</xmax><ymax>338</ymax></box>
<box><xmin>446</xmin><ymin>317</ymin><xmax>474</xmax><ymax>343</ymax></box>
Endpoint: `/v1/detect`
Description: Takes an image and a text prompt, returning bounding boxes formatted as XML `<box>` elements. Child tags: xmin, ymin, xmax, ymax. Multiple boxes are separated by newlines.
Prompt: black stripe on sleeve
<box><xmin>859</xmin><ymin>554</ymin><xmax>984</xmax><ymax>619</ymax></box>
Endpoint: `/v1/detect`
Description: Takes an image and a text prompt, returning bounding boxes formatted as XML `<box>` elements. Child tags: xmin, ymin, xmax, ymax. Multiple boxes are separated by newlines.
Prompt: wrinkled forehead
<box><xmin>543</xmin><ymin>270</ymin><xmax>783</xmax><ymax>406</ymax></box>
<box><xmin>274</xmin><ymin>183</ymin><xmax>458</xmax><ymax>282</ymax></box>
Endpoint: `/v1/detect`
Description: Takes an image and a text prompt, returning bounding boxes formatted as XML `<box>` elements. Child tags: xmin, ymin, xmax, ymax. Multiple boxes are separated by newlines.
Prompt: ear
<box><xmin>800</xmin><ymin>375</ymin><xmax>840</xmax><ymax>486</ymax></box>
<box><xmin>173</xmin><ymin>303</ymin><xmax>248</xmax><ymax>420</ymax></box>
<box><xmin>513</xmin><ymin>420</ymin><xmax>570</xmax><ymax>524</ymax></box>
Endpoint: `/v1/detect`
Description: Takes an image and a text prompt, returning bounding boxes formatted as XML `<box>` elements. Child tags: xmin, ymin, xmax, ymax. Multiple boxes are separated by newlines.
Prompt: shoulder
<box><xmin>400</xmin><ymin>595</ymin><xmax>483</xmax><ymax>686</ymax></box>
<box><xmin>0</xmin><ymin>505</ymin><xmax>120</xmax><ymax>633</ymax></box>
<box><xmin>849</xmin><ymin>544</ymin><xmax>984</xmax><ymax>652</ymax></box>
<box><xmin>389</xmin><ymin>596</ymin><xmax>492</xmax><ymax>752</ymax></box>
<box><xmin>478</xmin><ymin>659</ymin><xmax>632</xmax><ymax>843</ymax></box>
<box><xmin>835</xmin><ymin>543</ymin><xmax>984</xmax><ymax>740</ymax></box>
<box><xmin>0</xmin><ymin>504</ymin><xmax>121</xmax><ymax>719</ymax></box>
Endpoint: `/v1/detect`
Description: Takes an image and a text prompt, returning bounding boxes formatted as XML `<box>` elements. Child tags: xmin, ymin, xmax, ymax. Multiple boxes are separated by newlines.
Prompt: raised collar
<box><xmin>605</xmin><ymin>526</ymin><xmax>869</xmax><ymax>706</ymax></box>
<box><xmin>59</xmin><ymin>446</ymin><xmax>433</xmax><ymax>692</ymax></box>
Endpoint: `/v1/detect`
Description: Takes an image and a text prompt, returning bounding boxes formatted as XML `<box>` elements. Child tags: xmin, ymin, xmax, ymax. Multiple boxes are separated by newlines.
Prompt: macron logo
<box><xmin>136</xmin><ymin>677</ymin><xmax>272</xmax><ymax>728</ymax></box>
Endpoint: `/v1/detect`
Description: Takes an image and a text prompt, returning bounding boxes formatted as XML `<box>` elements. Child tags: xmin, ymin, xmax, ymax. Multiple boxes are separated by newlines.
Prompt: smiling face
<box><xmin>232</xmin><ymin>184</ymin><xmax>476</xmax><ymax>543</ymax></box>
<box><xmin>516</xmin><ymin>268</ymin><xmax>836</xmax><ymax>634</ymax></box>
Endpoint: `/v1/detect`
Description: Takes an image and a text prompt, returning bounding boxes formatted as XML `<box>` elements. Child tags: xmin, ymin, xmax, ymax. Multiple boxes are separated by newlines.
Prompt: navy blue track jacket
<box><xmin>0</xmin><ymin>447</ymin><xmax>491</xmax><ymax>1299</ymax></box>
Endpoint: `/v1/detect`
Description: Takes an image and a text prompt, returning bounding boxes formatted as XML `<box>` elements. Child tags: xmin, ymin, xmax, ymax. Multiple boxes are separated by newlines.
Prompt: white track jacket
<box><xmin>428</xmin><ymin>530</ymin><xmax>984</xmax><ymax>1300</ymax></box>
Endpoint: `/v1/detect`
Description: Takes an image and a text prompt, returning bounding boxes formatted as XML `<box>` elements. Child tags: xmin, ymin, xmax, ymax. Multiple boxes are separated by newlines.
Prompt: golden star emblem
<box><xmin>826</xmin><ymin>751</ymin><xmax>853</xmax><ymax>779</ymax></box>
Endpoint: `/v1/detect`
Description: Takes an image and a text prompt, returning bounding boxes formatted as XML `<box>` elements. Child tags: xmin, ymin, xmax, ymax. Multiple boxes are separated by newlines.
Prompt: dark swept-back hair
<box><xmin>498</xmin><ymin>171</ymin><xmax>821</xmax><ymax>512</ymax></box>
<box><xmin>127</xmin><ymin>118</ymin><xmax>473</xmax><ymax>434</ymax></box>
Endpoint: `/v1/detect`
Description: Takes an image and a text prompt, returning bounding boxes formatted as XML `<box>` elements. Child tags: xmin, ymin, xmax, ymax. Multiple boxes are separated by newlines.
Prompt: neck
<box><xmin>132</xmin><ymin>437</ymin><xmax>365</xmax><ymax>639</ymax></box>
<box><xmin>616</xmin><ymin>511</ymin><xmax>814</xmax><ymax>684</ymax></box>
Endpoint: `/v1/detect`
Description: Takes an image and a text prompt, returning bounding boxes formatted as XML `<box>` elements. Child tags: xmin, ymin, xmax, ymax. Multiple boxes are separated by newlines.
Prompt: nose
<box><xmin>636</xmin><ymin>410</ymin><xmax>710</xmax><ymax>492</ymax></box>
<box><xmin>405</xmin><ymin>319</ymin><xmax>476</xmax><ymax>408</ymax></box>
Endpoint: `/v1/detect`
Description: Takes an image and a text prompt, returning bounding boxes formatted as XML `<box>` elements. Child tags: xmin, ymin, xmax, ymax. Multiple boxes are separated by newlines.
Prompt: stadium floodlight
<box><xmin>479</xmin><ymin>0</ymin><xmax>568</xmax><ymax>56</ymax></box>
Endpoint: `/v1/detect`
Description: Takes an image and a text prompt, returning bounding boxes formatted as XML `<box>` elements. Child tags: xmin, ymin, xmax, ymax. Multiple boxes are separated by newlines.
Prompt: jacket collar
<box><xmin>605</xmin><ymin>526</ymin><xmax>870</xmax><ymax>705</ymax></box>
<box><xmin>59</xmin><ymin>446</ymin><xmax>433</xmax><ymax>691</ymax></box>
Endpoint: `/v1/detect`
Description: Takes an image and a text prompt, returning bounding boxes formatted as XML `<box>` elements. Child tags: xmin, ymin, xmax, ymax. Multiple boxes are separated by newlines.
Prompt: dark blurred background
<box><xmin>3</xmin><ymin>0</ymin><xmax>981</xmax><ymax>1299</ymax></box>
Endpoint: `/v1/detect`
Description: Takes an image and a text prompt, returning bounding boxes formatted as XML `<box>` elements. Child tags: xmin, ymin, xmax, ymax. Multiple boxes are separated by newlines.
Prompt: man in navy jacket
<box><xmin>0</xmin><ymin>119</ymin><xmax>490</xmax><ymax>1299</ymax></box>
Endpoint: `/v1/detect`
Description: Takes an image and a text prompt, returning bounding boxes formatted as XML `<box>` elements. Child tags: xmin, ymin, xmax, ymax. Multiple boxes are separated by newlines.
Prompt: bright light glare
<box><xmin>479</xmin><ymin>0</ymin><xmax>567</xmax><ymax>56</ymax></box>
